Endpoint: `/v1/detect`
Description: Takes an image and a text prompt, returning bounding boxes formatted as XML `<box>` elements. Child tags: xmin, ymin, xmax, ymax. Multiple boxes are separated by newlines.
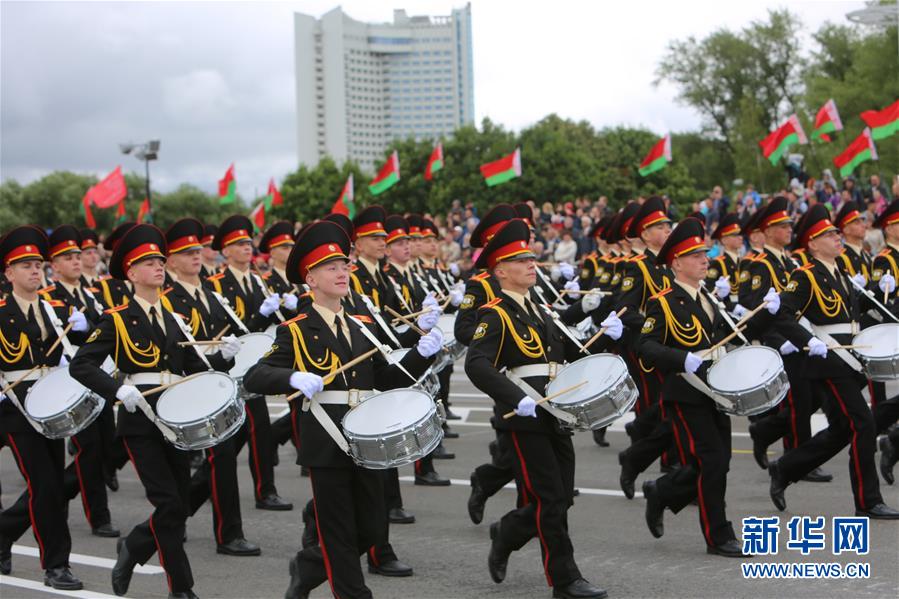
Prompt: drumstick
<box><xmin>211</xmin><ymin>324</ymin><xmax>231</xmax><ymax>341</ymax></box>
<box><xmin>733</xmin><ymin>301</ymin><xmax>769</xmax><ymax>328</ymax></box>
<box><xmin>581</xmin><ymin>307</ymin><xmax>628</xmax><ymax>351</ymax></box>
<box><xmin>801</xmin><ymin>344</ymin><xmax>872</xmax><ymax>351</ymax></box>
<box><xmin>284</xmin><ymin>347</ymin><xmax>379</xmax><ymax>402</ymax></box>
<box><xmin>390</xmin><ymin>306</ymin><xmax>436</xmax><ymax>322</ymax></box>
<box><xmin>562</xmin><ymin>290</ymin><xmax>613</xmax><ymax>296</ymax></box>
<box><xmin>0</xmin><ymin>307</ymin><xmax>88</xmax><ymax>396</ymax></box>
<box><xmin>701</xmin><ymin>325</ymin><xmax>747</xmax><ymax>359</ymax></box>
<box><xmin>114</xmin><ymin>373</ymin><xmax>202</xmax><ymax>406</ymax></box>
<box><xmin>502</xmin><ymin>380</ymin><xmax>588</xmax><ymax>420</ymax></box>
<box><xmin>384</xmin><ymin>305</ymin><xmax>426</xmax><ymax>335</ymax></box>
<box><xmin>177</xmin><ymin>340</ymin><xmax>226</xmax><ymax>346</ymax></box>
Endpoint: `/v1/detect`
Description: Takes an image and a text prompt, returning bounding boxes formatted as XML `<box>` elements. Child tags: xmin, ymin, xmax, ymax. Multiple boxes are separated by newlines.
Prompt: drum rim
<box><xmin>707</xmin><ymin>345</ymin><xmax>783</xmax><ymax>393</ymax></box>
<box><xmin>156</xmin><ymin>372</ymin><xmax>239</xmax><ymax>424</ymax></box>
<box><xmin>546</xmin><ymin>352</ymin><xmax>629</xmax><ymax>402</ymax></box>
<box><xmin>342</xmin><ymin>388</ymin><xmax>437</xmax><ymax>439</ymax></box>
<box><xmin>24</xmin><ymin>369</ymin><xmax>96</xmax><ymax>419</ymax></box>
<box><xmin>853</xmin><ymin>323</ymin><xmax>899</xmax><ymax>359</ymax></box>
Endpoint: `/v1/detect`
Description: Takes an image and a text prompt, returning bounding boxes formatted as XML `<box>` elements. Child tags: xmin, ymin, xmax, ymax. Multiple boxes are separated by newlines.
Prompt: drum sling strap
<box><xmin>0</xmin><ymin>371</ymin><xmax>49</xmax><ymax>434</ymax></box>
<box><xmin>41</xmin><ymin>299</ymin><xmax>76</xmax><ymax>358</ymax></box>
<box><xmin>808</xmin><ymin>323</ymin><xmax>863</xmax><ymax>372</ymax></box>
<box><xmin>346</xmin><ymin>314</ymin><xmax>418</xmax><ymax>384</ymax></box>
<box><xmin>537</xmin><ymin>303</ymin><xmax>589</xmax><ymax>354</ymax></box>
<box><xmin>503</xmin><ymin>368</ymin><xmax>578</xmax><ymax>425</ymax></box>
<box><xmin>680</xmin><ymin>371</ymin><xmax>737</xmax><ymax>410</ymax></box>
<box><xmin>358</xmin><ymin>293</ymin><xmax>402</xmax><ymax>348</ymax></box>
<box><xmin>210</xmin><ymin>291</ymin><xmax>252</xmax><ymax>335</ymax></box>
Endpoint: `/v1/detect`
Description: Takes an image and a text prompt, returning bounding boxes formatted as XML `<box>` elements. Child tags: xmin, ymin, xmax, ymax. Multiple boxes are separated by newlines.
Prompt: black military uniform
<box><xmin>706</xmin><ymin>214</ymin><xmax>742</xmax><ymax>307</ymax></box>
<box><xmin>94</xmin><ymin>222</ymin><xmax>137</xmax><ymax>310</ymax></box>
<box><xmin>0</xmin><ymin>226</ymin><xmax>83</xmax><ymax>589</ymax></box>
<box><xmin>205</xmin><ymin>215</ymin><xmax>290</xmax><ymax>510</ymax></box>
<box><xmin>349</xmin><ymin>206</ymin><xmax>399</xmax><ymax>312</ymax></box>
<box><xmin>758</xmin><ymin>205</ymin><xmax>898</xmax><ymax>519</ymax></box>
<box><xmin>465</xmin><ymin>219</ymin><xmax>611</xmax><ymax>599</ymax></box>
<box><xmin>244</xmin><ymin>221</ymin><xmax>435</xmax><ymax>599</ymax></box>
<box><xmin>71</xmin><ymin>224</ymin><xmax>222</xmax><ymax>598</ymax></box>
<box><xmin>638</xmin><ymin>217</ymin><xmax>750</xmax><ymax>557</ymax></box>
<box><xmin>199</xmin><ymin>224</ymin><xmax>219</xmax><ymax>280</ymax></box>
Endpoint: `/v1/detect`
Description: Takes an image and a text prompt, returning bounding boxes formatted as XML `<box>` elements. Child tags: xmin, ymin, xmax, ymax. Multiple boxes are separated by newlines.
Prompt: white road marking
<box><xmin>0</xmin><ymin>574</ymin><xmax>125</xmax><ymax>598</ymax></box>
<box><xmin>11</xmin><ymin>545</ymin><xmax>163</xmax><ymax>574</ymax></box>
<box><xmin>397</xmin><ymin>476</ymin><xmax>641</xmax><ymax>498</ymax></box>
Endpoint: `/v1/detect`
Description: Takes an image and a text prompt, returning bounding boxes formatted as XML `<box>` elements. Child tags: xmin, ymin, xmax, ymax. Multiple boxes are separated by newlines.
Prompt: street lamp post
<box><xmin>119</xmin><ymin>140</ymin><xmax>160</xmax><ymax>210</ymax></box>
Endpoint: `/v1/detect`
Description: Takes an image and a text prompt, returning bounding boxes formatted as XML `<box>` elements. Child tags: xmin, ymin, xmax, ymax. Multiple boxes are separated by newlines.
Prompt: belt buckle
<box><xmin>851</xmin><ymin>321</ymin><xmax>859</xmax><ymax>335</ymax></box>
<box><xmin>548</xmin><ymin>361</ymin><xmax>558</xmax><ymax>380</ymax></box>
<box><xmin>348</xmin><ymin>389</ymin><xmax>361</xmax><ymax>408</ymax></box>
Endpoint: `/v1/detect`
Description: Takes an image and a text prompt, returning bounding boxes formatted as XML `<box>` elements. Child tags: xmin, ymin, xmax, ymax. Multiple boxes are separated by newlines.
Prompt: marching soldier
<box><xmin>706</xmin><ymin>213</ymin><xmax>743</xmax><ymax>308</ymax></box>
<box><xmin>206</xmin><ymin>215</ymin><xmax>293</xmax><ymax>511</ymax></box>
<box><xmin>639</xmin><ymin>217</ymin><xmax>755</xmax><ymax>557</ymax></box>
<box><xmin>0</xmin><ymin>225</ymin><xmax>84</xmax><ymax>589</ymax></box>
<box><xmin>243</xmin><ymin>220</ymin><xmax>443</xmax><ymax>599</ymax></box>
<box><xmin>199</xmin><ymin>224</ymin><xmax>219</xmax><ymax>280</ymax></box>
<box><xmin>259</xmin><ymin>220</ymin><xmax>301</xmax><ymax>301</ymax></box>
<box><xmin>757</xmin><ymin>204</ymin><xmax>899</xmax><ymax>519</ymax></box>
<box><xmin>95</xmin><ymin>222</ymin><xmax>136</xmax><ymax>309</ymax></box>
<box><xmin>79</xmin><ymin>228</ymin><xmax>103</xmax><ymax>288</ymax></box>
<box><xmin>465</xmin><ymin>218</ymin><xmax>620</xmax><ymax>599</ymax></box>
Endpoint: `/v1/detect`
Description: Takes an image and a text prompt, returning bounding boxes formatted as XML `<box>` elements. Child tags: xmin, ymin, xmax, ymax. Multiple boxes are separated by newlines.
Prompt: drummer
<box><xmin>638</xmin><ymin>216</ymin><xmax>756</xmax><ymax>558</ymax></box>
<box><xmin>0</xmin><ymin>225</ymin><xmax>84</xmax><ymax>589</ymax></box>
<box><xmin>199</xmin><ymin>224</ymin><xmax>219</xmax><ymax>280</ymax></box>
<box><xmin>95</xmin><ymin>222</ymin><xmax>137</xmax><ymax>309</ymax></box>
<box><xmin>242</xmin><ymin>220</ymin><xmax>443</xmax><ymax>599</ymax></box>
<box><xmin>258</xmin><ymin>220</ymin><xmax>301</xmax><ymax>306</ymax></box>
<box><xmin>754</xmin><ymin>204</ymin><xmax>899</xmax><ymax>519</ymax></box>
<box><xmin>206</xmin><ymin>214</ymin><xmax>293</xmax><ymax>511</ymax></box>
<box><xmin>706</xmin><ymin>213</ymin><xmax>743</xmax><ymax>308</ymax></box>
<box><xmin>160</xmin><ymin>218</ymin><xmax>258</xmax><ymax>557</ymax></box>
<box><xmin>465</xmin><ymin>218</ymin><xmax>621</xmax><ymax>599</ymax></box>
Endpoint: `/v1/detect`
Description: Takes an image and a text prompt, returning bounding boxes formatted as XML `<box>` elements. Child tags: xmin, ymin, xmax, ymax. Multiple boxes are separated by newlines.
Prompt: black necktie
<box><xmin>26</xmin><ymin>304</ymin><xmax>42</xmax><ymax>340</ymax></box>
<box><xmin>149</xmin><ymin>306</ymin><xmax>166</xmax><ymax>349</ymax></box>
<box><xmin>242</xmin><ymin>276</ymin><xmax>251</xmax><ymax>296</ymax></box>
<box><xmin>71</xmin><ymin>287</ymin><xmax>84</xmax><ymax>309</ymax></box>
<box><xmin>335</xmin><ymin>316</ymin><xmax>353</xmax><ymax>358</ymax></box>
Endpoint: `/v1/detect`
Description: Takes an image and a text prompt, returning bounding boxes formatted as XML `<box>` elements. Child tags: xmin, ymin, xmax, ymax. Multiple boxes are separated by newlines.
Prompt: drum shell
<box><xmin>707</xmin><ymin>346</ymin><xmax>789</xmax><ymax>416</ymax></box>
<box><xmin>24</xmin><ymin>367</ymin><xmax>106</xmax><ymax>439</ymax></box>
<box><xmin>342</xmin><ymin>390</ymin><xmax>443</xmax><ymax>469</ymax></box>
<box><xmin>853</xmin><ymin>323</ymin><xmax>899</xmax><ymax>381</ymax></box>
<box><xmin>547</xmin><ymin>354</ymin><xmax>639</xmax><ymax>431</ymax></box>
<box><xmin>229</xmin><ymin>332</ymin><xmax>275</xmax><ymax>400</ymax></box>
<box><xmin>156</xmin><ymin>374</ymin><xmax>244</xmax><ymax>450</ymax></box>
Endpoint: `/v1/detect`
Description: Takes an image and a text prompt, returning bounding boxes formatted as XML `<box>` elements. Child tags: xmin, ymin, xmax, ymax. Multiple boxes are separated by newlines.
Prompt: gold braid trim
<box><xmin>657</xmin><ymin>294</ymin><xmax>704</xmax><ymax>348</ymax></box>
<box><xmin>796</xmin><ymin>269</ymin><xmax>845</xmax><ymax>318</ymax></box>
<box><xmin>351</xmin><ymin>272</ymin><xmax>379</xmax><ymax>307</ymax></box>
<box><xmin>477</xmin><ymin>278</ymin><xmax>496</xmax><ymax>302</ymax></box>
<box><xmin>488</xmin><ymin>304</ymin><xmax>545</xmax><ymax>362</ymax></box>
<box><xmin>111</xmin><ymin>312</ymin><xmax>159</xmax><ymax>367</ymax></box>
<box><xmin>838</xmin><ymin>253</ymin><xmax>856</xmax><ymax>278</ymax></box>
<box><xmin>634</xmin><ymin>259</ymin><xmax>669</xmax><ymax>313</ymax></box>
<box><xmin>0</xmin><ymin>327</ymin><xmax>29</xmax><ymax>364</ymax></box>
<box><xmin>189</xmin><ymin>307</ymin><xmax>205</xmax><ymax>337</ymax></box>
<box><xmin>287</xmin><ymin>321</ymin><xmax>340</xmax><ymax>382</ymax></box>
<box><xmin>755</xmin><ymin>256</ymin><xmax>788</xmax><ymax>292</ymax></box>
<box><xmin>234</xmin><ymin>296</ymin><xmax>245</xmax><ymax>321</ymax></box>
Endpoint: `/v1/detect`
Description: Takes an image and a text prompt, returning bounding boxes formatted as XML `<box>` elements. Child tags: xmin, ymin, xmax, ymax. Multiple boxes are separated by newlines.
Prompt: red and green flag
<box><xmin>267</xmin><ymin>178</ymin><xmax>283</xmax><ymax>207</ymax></box>
<box><xmin>759</xmin><ymin>115</ymin><xmax>808</xmax><ymax>165</ymax></box>
<box><xmin>249</xmin><ymin>201</ymin><xmax>266</xmax><ymax>232</ymax></box>
<box><xmin>480</xmin><ymin>147</ymin><xmax>521</xmax><ymax>187</ymax></box>
<box><xmin>114</xmin><ymin>199</ymin><xmax>127</xmax><ymax>227</ymax></box>
<box><xmin>218</xmin><ymin>163</ymin><xmax>236</xmax><ymax>205</ymax></box>
<box><xmin>85</xmin><ymin>166</ymin><xmax>128</xmax><ymax>209</ymax></box>
<box><xmin>369</xmin><ymin>151</ymin><xmax>400</xmax><ymax>195</ymax></box>
<box><xmin>80</xmin><ymin>194</ymin><xmax>96</xmax><ymax>228</ymax></box>
<box><xmin>833</xmin><ymin>128</ymin><xmax>878</xmax><ymax>178</ymax></box>
<box><xmin>638</xmin><ymin>134</ymin><xmax>672</xmax><ymax>177</ymax></box>
<box><xmin>425</xmin><ymin>142</ymin><xmax>444</xmax><ymax>181</ymax></box>
<box><xmin>860</xmin><ymin>99</ymin><xmax>899</xmax><ymax>141</ymax></box>
<box><xmin>811</xmin><ymin>99</ymin><xmax>843</xmax><ymax>143</ymax></box>
<box><xmin>331</xmin><ymin>174</ymin><xmax>356</xmax><ymax>218</ymax></box>
<box><xmin>137</xmin><ymin>198</ymin><xmax>152</xmax><ymax>224</ymax></box>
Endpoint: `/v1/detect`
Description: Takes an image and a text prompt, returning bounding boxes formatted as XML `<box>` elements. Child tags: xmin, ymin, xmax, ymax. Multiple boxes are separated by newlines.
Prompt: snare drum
<box><xmin>391</xmin><ymin>348</ymin><xmax>440</xmax><ymax>397</ymax></box>
<box><xmin>229</xmin><ymin>332</ymin><xmax>275</xmax><ymax>399</ymax></box>
<box><xmin>155</xmin><ymin>371</ymin><xmax>243</xmax><ymax>450</ymax></box>
<box><xmin>24</xmin><ymin>367</ymin><xmax>105</xmax><ymax>439</ymax></box>
<box><xmin>706</xmin><ymin>346</ymin><xmax>788</xmax><ymax>416</ymax></box>
<box><xmin>853</xmin><ymin>323</ymin><xmax>899</xmax><ymax>381</ymax></box>
<box><xmin>545</xmin><ymin>354</ymin><xmax>638</xmax><ymax>431</ymax></box>
<box><xmin>434</xmin><ymin>314</ymin><xmax>465</xmax><ymax>371</ymax></box>
<box><xmin>342</xmin><ymin>388</ymin><xmax>443</xmax><ymax>469</ymax></box>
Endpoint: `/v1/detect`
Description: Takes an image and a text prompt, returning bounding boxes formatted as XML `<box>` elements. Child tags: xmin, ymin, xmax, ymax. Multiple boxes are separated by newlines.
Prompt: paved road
<box><xmin>2</xmin><ymin>367</ymin><xmax>898</xmax><ymax>598</ymax></box>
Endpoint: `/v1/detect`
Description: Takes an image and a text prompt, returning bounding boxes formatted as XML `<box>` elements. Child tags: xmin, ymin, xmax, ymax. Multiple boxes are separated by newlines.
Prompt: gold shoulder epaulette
<box><xmin>877</xmin><ymin>248</ymin><xmax>891</xmax><ymax>257</ymax></box>
<box><xmin>752</xmin><ymin>252</ymin><xmax>768</xmax><ymax>262</ymax></box>
<box><xmin>280</xmin><ymin>313</ymin><xmax>308</xmax><ymax>326</ymax></box>
<box><xmin>159</xmin><ymin>286</ymin><xmax>174</xmax><ymax>297</ymax></box>
<box><xmin>38</xmin><ymin>284</ymin><xmax>56</xmax><ymax>294</ymax></box>
<box><xmin>628</xmin><ymin>254</ymin><xmax>647</xmax><ymax>262</ymax></box>
<box><xmin>349</xmin><ymin>263</ymin><xmax>359</xmax><ymax>272</ymax></box>
<box><xmin>104</xmin><ymin>304</ymin><xmax>128</xmax><ymax>314</ymax></box>
<box><xmin>349</xmin><ymin>314</ymin><xmax>373</xmax><ymax>324</ymax></box>
<box><xmin>0</xmin><ymin>299</ymin><xmax>5</xmax><ymax>307</ymax></box>
<box><xmin>472</xmin><ymin>271</ymin><xmax>491</xmax><ymax>281</ymax></box>
<box><xmin>797</xmin><ymin>262</ymin><xmax>815</xmax><ymax>272</ymax></box>
<box><xmin>99</xmin><ymin>274</ymin><xmax>113</xmax><ymax>281</ymax></box>
<box><xmin>650</xmin><ymin>287</ymin><xmax>673</xmax><ymax>300</ymax></box>
<box><xmin>207</xmin><ymin>273</ymin><xmax>225</xmax><ymax>281</ymax></box>
<box><xmin>44</xmin><ymin>299</ymin><xmax>65</xmax><ymax>307</ymax></box>
<box><xmin>481</xmin><ymin>297</ymin><xmax>502</xmax><ymax>309</ymax></box>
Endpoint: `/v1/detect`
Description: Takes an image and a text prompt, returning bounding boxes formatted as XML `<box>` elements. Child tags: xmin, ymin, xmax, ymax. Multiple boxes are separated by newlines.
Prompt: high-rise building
<box><xmin>294</xmin><ymin>4</ymin><xmax>474</xmax><ymax>172</ymax></box>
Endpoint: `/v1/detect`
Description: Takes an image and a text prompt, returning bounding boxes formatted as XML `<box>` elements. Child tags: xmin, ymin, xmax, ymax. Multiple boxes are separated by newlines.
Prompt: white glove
<box><xmin>563</xmin><ymin>279</ymin><xmax>580</xmax><ymax>298</ymax></box>
<box><xmin>559</xmin><ymin>262</ymin><xmax>575</xmax><ymax>281</ymax></box>
<box><xmin>116</xmin><ymin>384</ymin><xmax>143</xmax><ymax>413</ymax></box>
<box><xmin>763</xmin><ymin>288</ymin><xmax>781</xmax><ymax>314</ymax></box>
<box><xmin>850</xmin><ymin>273</ymin><xmax>867</xmax><ymax>290</ymax></box>
<box><xmin>807</xmin><ymin>337</ymin><xmax>828</xmax><ymax>358</ymax></box>
<box><xmin>68</xmin><ymin>310</ymin><xmax>89</xmax><ymax>332</ymax></box>
<box><xmin>550</xmin><ymin>265</ymin><xmax>562</xmax><ymax>282</ymax></box>
<box><xmin>416</xmin><ymin>327</ymin><xmax>444</xmax><ymax>358</ymax></box>
<box><xmin>879</xmin><ymin>272</ymin><xmax>896</xmax><ymax>294</ymax></box>
<box><xmin>714</xmin><ymin>276</ymin><xmax>731</xmax><ymax>299</ymax></box>
<box><xmin>582</xmin><ymin>290</ymin><xmax>602</xmax><ymax>312</ymax></box>
<box><xmin>219</xmin><ymin>335</ymin><xmax>242</xmax><ymax>361</ymax></box>
<box><xmin>601</xmin><ymin>312</ymin><xmax>623</xmax><ymax>340</ymax></box>
<box><xmin>289</xmin><ymin>371</ymin><xmax>324</xmax><ymax>398</ymax></box>
<box><xmin>58</xmin><ymin>353</ymin><xmax>70</xmax><ymax>367</ymax></box>
<box><xmin>417</xmin><ymin>308</ymin><xmax>440</xmax><ymax>331</ymax></box>
<box><xmin>684</xmin><ymin>352</ymin><xmax>703</xmax><ymax>373</ymax></box>
<box><xmin>732</xmin><ymin>304</ymin><xmax>748</xmax><ymax>318</ymax></box>
<box><xmin>449</xmin><ymin>288</ymin><xmax>464</xmax><ymax>307</ymax></box>
<box><xmin>259</xmin><ymin>293</ymin><xmax>281</xmax><ymax>317</ymax></box>
<box><xmin>0</xmin><ymin>391</ymin><xmax>5</xmax><ymax>404</ymax></box>
<box><xmin>779</xmin><ymin>340</ymin><xmax>799</xmax><ymax>355</ymax></box>
<box><xmin>422</xmin><ymin>292</ymin><xmax>440</xmax><ymax>311</ymax></box>
<box><xmin>449</xmin><ymin>263</ymin><xmax>460</xmax><ymax>277</ymax></box>
<box><xmin>515</xmin><ymin>396</ymin><xmax>538</xmax><ymax>418</ymax></box>
<box><xmin>282</xmin><ymin>293</ymin><xmax>299</xmax><ymax>311</ymax></box>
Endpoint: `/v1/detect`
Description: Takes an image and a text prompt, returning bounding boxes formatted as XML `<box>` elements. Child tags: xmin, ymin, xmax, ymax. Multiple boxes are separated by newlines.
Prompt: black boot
<box><xmin>0</xmin><ymin>533</ymin><xmax>11</xmax><ymax>575</ymax></box>
<box><xmin>618</xmin><ymin>452</ymin><xmax>636</xmax><ymax>500</ymax></box>
<box><xmin>368</xmin><ymin>558</ymin><xmax>413</xmax><ymax>577</ymax></box>
<box><xmin>388</xmin><ymin>507</ymin><xmax>415</xmax><ymax>524</ymax></box>
<box><xmin>168</xmin><ymin>592</ymin><xmax>199</xmax><ymax>599</ymax></box>
<box><xmin>800</xmin><ymin>466</ymin><xmax>833</xmax><ymax>483</ymax></box>
<box><xmin>468</xmin><ymin>472</ymin><xmax>487</xmax><ymax>524</ymax></box>
<box><xmin>768</xmin><ymin>461</ymin><xmax>789</xmax><ymax>512</ymax></box>
<box><xmin>432</xmin><ymin>443</ymin><xmax>455</xmax><ymax>460</ymax></box>
<box><xmin>112</xmin><ymin>538</ymin><xmax>137</xmax><ymax>596</ymax></box>
<box><xmin>217</xmin><ymin>537</ymin><xmax>261</xmax><ymax>556</ymax></box>
<box><xmin>707</xmin><ymin>539</ymin><xmax>753</xmax><ymax>558</ymax></box>
<box><xmin>552</xmin><ymin>578</ymin><xmax>608</xmax><ymax>598</ymax></box>
<box><xmin>256</xmin><ymin>494</ymin><xmax>293</xmax><ymax>511</ymax></box>
<box><xmin>92</xmin><ymin>522</ymin><xmax>121</xmax><ymax>538</ymax></box>
<box><xmin>301</xmin><ymin>501</ymin><xmax>318</xmax><ymax>548</ymax></box>
<box><xmin>285</xmin><ymin>555</ymin><xmax>310</xmax><ymax>599</ymax></box>
<box><xmin>592</xmin><ymin>427</ymin><xmax>610</xmax><ymax>447</ymax></box>
<box><xmin>748</xmin><ymin>423</ymin><xmax>769</xmax><ymax>470</ymax></box>
<box><xmin>856</xmin><ymin>503</ymin><xmax>899</xmax><ymax>519</ymax></box>
<box><xmin>487</xmin><ymin>521</ymin><xmax>510</xmax><ymax>583</ymax></box>
<box><xmin>44</xmin><ymin>567</ymin><xmax>83</xmax><ymax>591</ymax></box>
<box><xmin>415</xmin><ymin>471</ymin><xmax>450</xmax><ymax>486</ymax></box>
<box><xmin>642</xmin><ymin>480</ymin><xmax>664</xmax><ymax>538</ymax></box>
<box><xmin>879</xmin><ymin>436</ymin><xmax>897</xmax><ymax>485</ymax></box>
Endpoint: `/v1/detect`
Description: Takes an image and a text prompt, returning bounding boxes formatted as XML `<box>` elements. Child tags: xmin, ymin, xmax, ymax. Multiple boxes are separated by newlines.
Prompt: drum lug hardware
<box><xmin>548</xmin><ymin>362</ymin><xmax>558</xmax><ymax>380</ymax></box>
<box><xmin>348</xmin><ymin>389</ymin><xmax>361</xmax><ymax>408</ymax></box>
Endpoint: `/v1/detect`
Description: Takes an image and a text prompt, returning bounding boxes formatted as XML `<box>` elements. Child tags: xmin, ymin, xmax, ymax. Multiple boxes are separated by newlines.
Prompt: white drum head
<box><xmin>707</xmin><ymin>346</ymin><xmax>782</xmax><ymax>392</ymax></box>
<box><xmin>853</xmin><ymin>323</ymin><xmax>899</xmax><ymax>359</ymax></box>
<box><xmin>549</xmin><ymin>354</ymin><xmax>626</xmax><ymax>406</ymax></box>
<box><xmin>438</xmin><ymin>315</ymin><xmax>456</xmax><ymax>344</ymax></box>
<box><xmin>157</xmin><ymin>372</ymin><xmax>236</xmax><ymax>423</ymax></box>
<box><xmin>25</xmin><ymin>367</ymin><xmax>86</xmax><ymax>418</ymax></box>
<box><xmin>343</xmin><ymin>389</ymin><xmax>432</xmax><ymax>436</ymax></box>
<box><xmin>229</xmin><ymin>332</ymin><xmax>275</xmax><ymax>378</ymax></box>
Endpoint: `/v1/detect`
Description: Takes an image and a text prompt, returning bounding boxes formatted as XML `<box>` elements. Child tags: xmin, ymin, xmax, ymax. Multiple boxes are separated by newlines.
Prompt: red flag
<box><xmin>267</xmin><ymin>178</ymin><xmax>283</xmax><ymax>206</ymax></box>
<box><xmin>86</xmin><ymin>166</ymin><xmax>128</xmax><ymax>208</ymax></box>
<box><xmin>250</xmin><ymin>201</ymin><xmax>265</xmax><ymax>231</ymax></box>
<box><xmin>331</xmin><ymin>175</ymin><xmax>355</xmax><ymax>218</ymax></box>
<box><xmin>219</xmin><ymin>164</ymin><xmax>236</xmax><ymax>204</ymax></box>
<box><xmin>425</xmin><ymin>142</ymin><xmax>444</xmax><ymax>181</ymax></box>
<box><xmin>114</xmin><ymin>199</ymin><xmax>127</xmax><ymax>226</ymax></box>
<box><xmin>137</xmin><ymin>198</ymin><xmax>152</xmax><ymax>224</ymax></box>
<box><xmin>80</xmin><ymin>194</ymin><xmax>96</xmax><ymax>228</ymax></box>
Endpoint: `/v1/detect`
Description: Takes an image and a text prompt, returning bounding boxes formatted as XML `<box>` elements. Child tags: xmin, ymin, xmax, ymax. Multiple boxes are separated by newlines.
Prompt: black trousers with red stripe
<box><xmin>188</xmin><ymin>435</ymin><xmax>246</xmax><ymax>545</ymax></box>
<box><xmin>777</xmin><ymin>377</ymin><xmax>883</xmax><ymax>511</ymax></box>
<box><xmin>497</xmin><ymin>430</ymin><xmax>581</xmax><ymax>589</ymax></box>
<box><xmin>413</xmin><ymin>363</ymin><xmax>454</xmax><ymax>476</ymax></box>
<box><xmin>654</xmin><ymin>401</ymin><xmax>735</xmax><ymax>547</ymax></box>
<box><xmin>296</xmin><ymin>466</ymin><xmax>383</xmax><ymax>599</ymax></box>
<box><xmin>473</xmin><ymin>430</ymin><xmax>520</xmax><ymax>504</ymax></box>
<box><xmin>0</xmin><ymin>431</ymin><xmax>71</xmax><ymax>570</ymax></box>
<box><xmin>232</xmin><ymin>395</ymin><xmax>277</xmax><ymax>501</ymax></box>
<box><xmin>366</xmin><ymin>469</ymin><xmax>399</xmax><ymax>568</ymax></box>
<box><xmin>748</xmin><ymin>355</ymin><xmax>817</xmax><ymax>451</ymax></box>
<box><xmin>63</xmin><ymin>419</ymin><xmax>111</xmax><ymax>528</ymax></box>
<box><xmin>122</xmin><ymin>434</ymin><xmax>194</xmax><ymax>593</ymax></box>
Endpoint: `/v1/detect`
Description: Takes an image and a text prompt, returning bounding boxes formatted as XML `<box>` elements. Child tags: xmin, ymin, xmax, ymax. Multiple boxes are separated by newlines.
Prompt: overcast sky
<box><xmin>0</xmin><ymin>0</ymin><xmax>865</xmax><ymax>199</ymax></box>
